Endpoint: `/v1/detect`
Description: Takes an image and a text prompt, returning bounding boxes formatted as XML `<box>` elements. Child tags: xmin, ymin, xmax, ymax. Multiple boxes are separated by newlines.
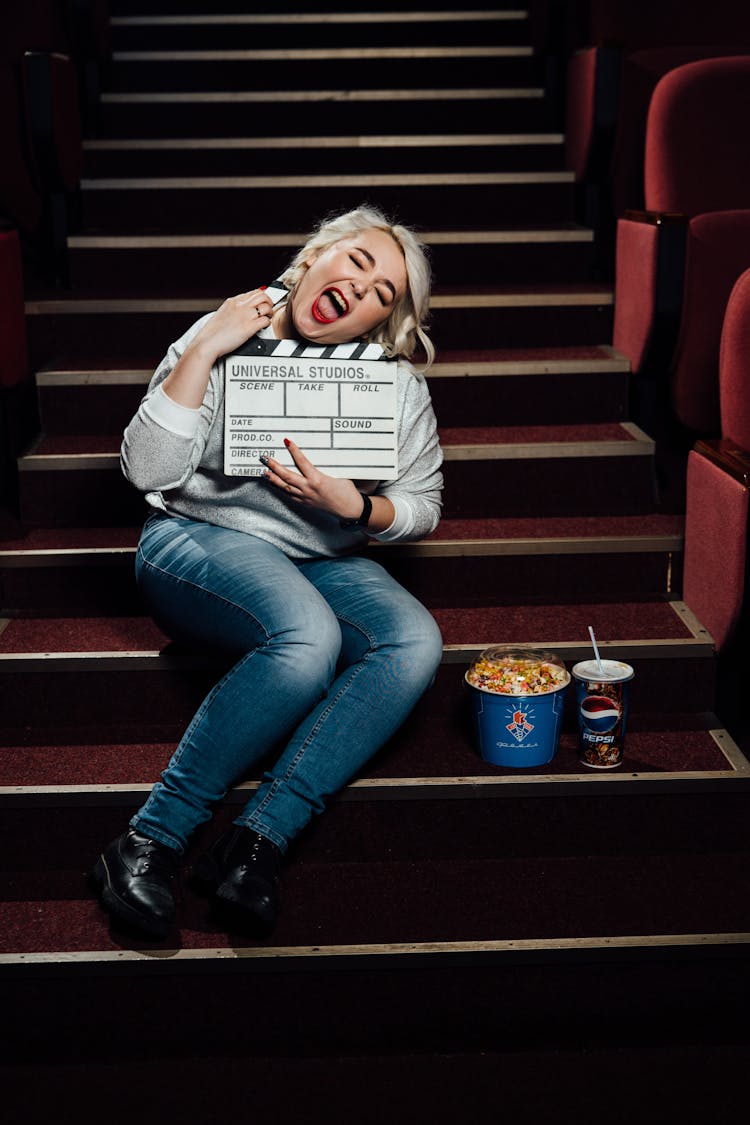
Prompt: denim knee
<box><xmin>266</xmin><ymin>602</ymin><xmax>342</xmax><ymax>697</ymax></box>
<box><xmin>371</xmin><ymin>599</ymin><xmax>443</xmax><ymax>697</ymax></box>
<box><xmin>404</xmin><ymin>606</ymin><xmax>444</xmax><ymax>688</ymax></box>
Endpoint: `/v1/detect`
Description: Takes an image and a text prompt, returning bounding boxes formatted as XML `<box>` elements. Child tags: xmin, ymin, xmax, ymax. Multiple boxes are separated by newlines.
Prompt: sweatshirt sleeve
<box><xmin>120</xmin><ymin>312</ymin><xmax>219</xmax><ymax>495</ymax></box>
<box><xmin>370</xmin><ymin>363</ymin><xmax>443</xmax><ymax>543</ymax></box>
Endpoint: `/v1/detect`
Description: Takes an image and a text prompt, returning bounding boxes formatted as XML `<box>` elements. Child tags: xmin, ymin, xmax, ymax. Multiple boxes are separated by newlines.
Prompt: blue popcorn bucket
<box><xmin>465</xmin><ymin>647</ymin><xmax>570</xmax><ymax>768</ymax></box>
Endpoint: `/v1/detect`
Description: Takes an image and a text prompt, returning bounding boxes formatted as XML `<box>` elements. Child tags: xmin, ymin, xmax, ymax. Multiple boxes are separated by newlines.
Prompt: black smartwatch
<box><xmin>339</xmin><ymin>492</ymin><xmax>373</xmax><ymax>530</ymax></box>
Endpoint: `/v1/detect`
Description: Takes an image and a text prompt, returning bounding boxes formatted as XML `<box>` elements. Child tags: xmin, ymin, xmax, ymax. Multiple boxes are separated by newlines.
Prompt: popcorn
<box><xmin>466</xmin><ymin>647</ymin><xmax>569</xmax><ymax>696</ymax></box>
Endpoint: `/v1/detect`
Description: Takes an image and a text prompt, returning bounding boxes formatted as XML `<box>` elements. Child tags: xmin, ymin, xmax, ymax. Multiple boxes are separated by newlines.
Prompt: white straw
<box><xmin>588</xmin><ymin>626</ymin><xmax>604</xmax><ymax>673</ymax></box>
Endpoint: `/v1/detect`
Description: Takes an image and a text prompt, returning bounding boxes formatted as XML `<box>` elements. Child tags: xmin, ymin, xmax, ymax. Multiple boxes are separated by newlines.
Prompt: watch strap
<box><xmin>339</xmin><ymin>492</ymin><xmax>373</xmax><ymax>529</ymax></box>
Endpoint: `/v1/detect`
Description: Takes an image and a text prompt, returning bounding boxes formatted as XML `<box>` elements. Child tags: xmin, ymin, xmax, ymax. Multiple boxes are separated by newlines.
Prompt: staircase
<box><xmin>3</xmin><ymin>2</ymin><xmax>750</xmax><ymax>1114</ymax></box>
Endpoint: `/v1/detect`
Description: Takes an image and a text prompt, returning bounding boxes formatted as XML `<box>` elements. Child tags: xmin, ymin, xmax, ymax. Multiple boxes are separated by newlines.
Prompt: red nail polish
<box><xmin>284</xmin><ymin>438</ymin><xmax>291</xmax><ymax>447</ymax></box>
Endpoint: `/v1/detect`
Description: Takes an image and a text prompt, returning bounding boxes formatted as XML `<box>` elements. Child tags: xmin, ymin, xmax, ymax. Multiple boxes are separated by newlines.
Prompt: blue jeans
<box><xmin>130</xmin><ymin>513</ymin><xmax>443</xmax><ymax>854</ymax></box>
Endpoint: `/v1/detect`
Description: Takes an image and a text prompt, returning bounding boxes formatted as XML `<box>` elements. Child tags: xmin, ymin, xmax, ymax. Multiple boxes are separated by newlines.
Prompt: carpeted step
<box><xmin>111</xmin><ymin>0</ymin><xmax>519</xmax><ymax>9</ymax></box>
<box><xmin>14</xmin><ymin>422</ymin><xmax>654</xmax><ymax>526</ymax></box>
<box><xmin>77</xmin><ymin>173</ymin><xmax>576</xmax><ymax>231</ymax></box>
<box><xmin>106</xmin><ymin>49</ymin><xmax>539</xmax><ymax>95</ymax></box>
<box><xmin>3</xmin><ymin>952</ymin><xmax>750</xmax><ymax>1084</ymax></box>
<box><xmin>108</xmin><ymin>0</ymin><xmax>526</xmax><ymax>13</ymax></box>
<box><xmin>25</xmin><ymin>286</ymin><xmax>614</xmax><ymax>365</ymax></box>
<box><xmin>0</xmin><ymin>601</ymin><xmax>716</xmax><ymax>730</ymax></box>
<box><xmin>4</xmin><ymin>1047</ymin><xmax>750</xmax><ymax>1124</ymax></box>
<box><xmin>32</xmin><ymin>346</ymin><xmax>629</xmax><ymax>436</ymax></box>
<box><xmin>82</xmin><ymin>134</ymin><xmax>568</xmax><ymax>178</ymax></box>
<box><xmin>0</xmin><ymin>600</ymin><xmax>703</xmax><ymax>655</ymax></box>
<box><xmin>96</xmin><ymin>87</ymin><xmax>555</xmax><ymax>138</ymax></box>
<box><xmin>109</xmin><ymin>10</ymin><xmax>532</xmax><ymax>52</ymax></box>
<box><xmin>429</xmin><ymin>346</ymin><xmax>629</xmax><ymax>423</ymax></box>
<box><xmin>3</xmin><ymin>792</ymin><xmax>750</xmax><ymax>957</ymax></box>
<box><xmin>439</xmin><ymin>421</ymin><xmax>656</xmax><ymax>517</ymax></box>
<box><xmin>2</xmin><ymin>720</ymin><xmax>745</xmax><ymax>803</ymax></box>
<box><xmin>9</xmin><ymin>0</ymin><xmax>747</xmax><ymax>1085</ymax></box>
<box><xmin>67</xmin><ymin>225</ymin><xmax>595</xmax><ymax>290</ymax></box>
<box><xmin>0</xmin><ymin>513</ymin><xmax>684</xmax><ymax>615</ymax></box>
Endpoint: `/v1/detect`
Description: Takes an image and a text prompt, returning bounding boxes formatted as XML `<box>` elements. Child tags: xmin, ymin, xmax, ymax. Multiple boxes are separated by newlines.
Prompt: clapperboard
<box><xmin>223</xmin><ymin>280</ymin><xmax>399</xmax><ymax>480</ymax></box>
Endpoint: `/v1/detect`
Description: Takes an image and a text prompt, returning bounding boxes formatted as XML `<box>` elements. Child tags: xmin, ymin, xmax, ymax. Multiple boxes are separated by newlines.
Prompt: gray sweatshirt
<box><xmin>121</xmin><ymin>314</ymin><xmax>444</xmax><ymax>559</ymax></box>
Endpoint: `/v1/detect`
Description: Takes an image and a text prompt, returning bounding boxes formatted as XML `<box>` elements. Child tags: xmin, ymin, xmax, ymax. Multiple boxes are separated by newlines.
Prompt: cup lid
<box><xmin>466</xmin><ymin>646</ymin><xmax>570</xmax><ymax>696</ymax></box>
<box><xmin>572</xmin><ymin>658</ymin><xmax>634</xmax><ymax>683</ymax></box>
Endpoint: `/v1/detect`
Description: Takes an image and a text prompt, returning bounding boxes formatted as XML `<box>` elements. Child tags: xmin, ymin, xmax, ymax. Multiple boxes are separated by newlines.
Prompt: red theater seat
<box><xmin>610</xmin><ymin>46</ymin><xmax>746</xmax><ymax>219</ymax></box>
<box><xmin>587</xmin><ymin>0</ymin><xmax>750</xmax><ymax>48</ymax></box>
<box><xmin>24</xmin><ymin>51</ymin><xmax>84</xmax><ymax>196</ymax></box>
<box><xmin>718</xmin><ymin>272</ymin><xmax>750</xmax><ymax>452</ymax></box>
<box><xmin>563</xmin><ymin>1</ymin><xmax>750</xmax><ymax>246</ymax></box>
<box><xmin>0</xmin><ymin>0</ymin><xmax>111</xmax><ymax>113</ymax></box>
<box><xmin>0</xmin><ymin>50</ymin><xmax>83</xmax><ymax>280</ymax></box>
<box><xmin>613</xmin><ymin>57</ymin><xmax>750</xmax><ymax>434</ymax></box>
<box><xmin>0</xmin><ymin>1</ymin><xmax>70</xmax><ymax>60</ymax></box>
<box><xmin>683</xmin><ymin>269</ymin><xmax>750</xmax><ymax>652</ymax></box>
<box><xmin>0</xmin><ymin>227</ymin><xmax>36</xmax><ymax>525</ymax></box>
<box><xmin>0</xmin><ymin>229</ymin><xmax>28</xmax><ymax>391</ymax></box>
<box><xmin>0</xmin><ymin>3</ymin><xmax>98</xmax><ymax>279</ymax></box>
<box><xmin>0</xmin><ymin>65</ymin><xmax>43</xmax><ymax>235</ymax></box>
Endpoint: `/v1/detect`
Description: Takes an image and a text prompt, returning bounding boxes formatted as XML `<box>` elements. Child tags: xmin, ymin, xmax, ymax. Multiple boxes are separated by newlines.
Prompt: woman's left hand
<box><xmin>262</xmin><ymin>439</ymin><xmax>365</xmax><ymax>521</ymax></box>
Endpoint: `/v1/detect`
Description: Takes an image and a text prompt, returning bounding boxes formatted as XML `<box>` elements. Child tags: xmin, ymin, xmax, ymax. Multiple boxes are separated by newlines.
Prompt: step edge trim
<box><xmin>0</xmin><ymin>535</ymin><xmax>685</xmax><ymax>565</ymax></box>
<box><xmin>4</xmin><ymin>745</ymin><xmax>748</xmax><ymax>802</ymax></box>
<box><xmin>18</xmin><ymin>439</ymin><xmax>650</xmax><ymax>469</ymax></box>
<box><xmin>0</xmin><ymin>638</ymin><xmax>715</xmax><ymax>670</ymax></box>
<box><xmin>25</xmin><ymin>289</ymin><xmax>610</xmax><ymax>315</ymax></box>
<box><xmin>110</xmin><ymin>12</ymin><xmax>530</xmax><ymax>27</ymax></box>
<box><xmin>80</xmin><ymin>171</ymin><xmax>575</xmax><ymax>189</ymax></box>
<box><xmin>36</xmin><ymin>357</ymin><xmax>624</xmax><ymax>383</ymax></box>
<box><xmin>441</xmin><ymin>438</ymin><xmax>653</xmax><ymax>460</ymax></box>
<box><xmin>83</xmin><ymin>134</ymin><xmax>565</xmax><ymax>152</ymax></box>
<box><xmin>68</xmin><ymin>227</ymin><xmax>587</xmax><ymax>248</ymax></box>
<box><xmin>101</xmin><ymin>88</ymin><xmax>546</xmax><ymax>104</ymax></box>
<box><xmin>3</xmin><ymin>931</ymin><xmax>749</xmax><ymax>968</ymax></box>
<box><xmin>111</xmin><ymin>47</ymin><xmax>535</xmax><ymax>61</ymax></box>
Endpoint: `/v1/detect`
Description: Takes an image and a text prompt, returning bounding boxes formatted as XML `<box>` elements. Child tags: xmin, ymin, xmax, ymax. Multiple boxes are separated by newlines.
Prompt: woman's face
<box><xmin>289</xmin><ymin>228</ymin><xmax>407</xmax><ymax>345</ymax></box>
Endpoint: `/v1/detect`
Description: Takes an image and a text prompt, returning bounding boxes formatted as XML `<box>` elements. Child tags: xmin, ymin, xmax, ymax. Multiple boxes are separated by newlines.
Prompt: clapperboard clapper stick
<box><xmin>223</xmin><ymin>280</ymin><xmax>399</xmax><ymax>481</ymax></box>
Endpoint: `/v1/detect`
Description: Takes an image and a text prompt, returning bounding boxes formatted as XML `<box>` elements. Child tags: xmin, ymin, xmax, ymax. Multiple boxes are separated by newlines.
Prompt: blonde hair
<box><xmin>280</xmin><ymin>205</ymin><xmax>435</xmax><ymax>369</ymax></box>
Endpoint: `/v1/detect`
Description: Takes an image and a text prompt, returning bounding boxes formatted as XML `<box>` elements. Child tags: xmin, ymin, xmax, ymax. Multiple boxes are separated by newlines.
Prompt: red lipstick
<box><xmin>311</xmin><ymin>287</ymin><xmax>349</xmax><ymax>324</ymax></box>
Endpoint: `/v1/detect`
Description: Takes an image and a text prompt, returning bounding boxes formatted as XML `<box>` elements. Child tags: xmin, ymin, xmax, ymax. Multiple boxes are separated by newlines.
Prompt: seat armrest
<box><xmin>693</xmin><ymin>438</ymin><xmax>750</xmax><ymax>486</ymax></box>
<box><xmin>613</xmin><ymin>211</ymin><xmax>688</xmax><ymax>376</ymax></box>
<box><xmin>684</xmin><ymin>445</ymin><xmax>750</xmax><ymax>652</ymax></box>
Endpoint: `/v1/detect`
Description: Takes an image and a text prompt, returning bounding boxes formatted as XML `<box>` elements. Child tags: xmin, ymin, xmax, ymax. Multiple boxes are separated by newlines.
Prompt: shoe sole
<box><xmin>213</xmin><ymin>881</ymin><xmax>277</xmax><ymax>938</ymax></box>
<box><xmin>191</xmin><ymin>846</ymin><xmax>279</xmax><ymax>937</ymax></box>
<box><xmin>91</xmin><ymin>854</ymin><xmax>172</xmax><ymax>942</ymax></box>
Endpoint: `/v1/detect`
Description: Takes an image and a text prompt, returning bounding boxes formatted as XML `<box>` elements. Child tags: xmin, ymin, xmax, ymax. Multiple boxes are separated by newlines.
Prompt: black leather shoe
<box><xmin>193</xmin><ymin>825</ymin><xmax>282</xmax><ymax>937</ymax></box>
<box><xmin>92</xmin><ymin>829</ymin><xmax>179</xmax><ymax>940</ymax></box>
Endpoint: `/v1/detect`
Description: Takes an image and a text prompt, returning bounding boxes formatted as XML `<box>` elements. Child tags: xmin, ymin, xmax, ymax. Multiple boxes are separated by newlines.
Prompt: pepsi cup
<box><xmin>572</xmin><ymin>659</ymin><xmax>634</xmax><ymax>769</ymax></box>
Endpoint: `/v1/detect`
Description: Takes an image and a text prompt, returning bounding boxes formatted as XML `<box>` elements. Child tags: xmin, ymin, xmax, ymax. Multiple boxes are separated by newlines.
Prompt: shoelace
<box><xmin>132</xmin><ymin>836</ymin><xmax>177</xmax><ymax>879</ymax></box>
<box><xmin>229</xmin><ymin>831</ymin><xmax>279</xmax><ymax>878</ymax></box>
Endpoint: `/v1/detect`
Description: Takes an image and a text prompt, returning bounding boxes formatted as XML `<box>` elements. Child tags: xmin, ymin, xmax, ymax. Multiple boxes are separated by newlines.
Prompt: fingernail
<box><xmin>284</xmin><ymin>438</ymin><xmax>291</xmax><ymax>447</ymax></box>
<box><xmin>259</xmin><ymin>455</ymin><xmax>269</xmax><ymax>465</ymax></box>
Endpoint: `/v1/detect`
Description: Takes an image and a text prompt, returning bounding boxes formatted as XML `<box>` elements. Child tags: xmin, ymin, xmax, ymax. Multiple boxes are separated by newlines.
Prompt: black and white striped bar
<box><xmin>231</xmin><ymin>337</ymin><xmax>388</xmax><ymax>361</ymax></box>
<box><xmin>241</xmin><ymin>279</ymin><xmax>388</xmax><ymax>362</ymax></box>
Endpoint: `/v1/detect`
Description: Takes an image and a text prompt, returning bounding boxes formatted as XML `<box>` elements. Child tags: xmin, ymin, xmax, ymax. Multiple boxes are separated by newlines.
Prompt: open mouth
<box><xmin>311</xmin><ymin>287</ymin><xmax>349</xmax><ymax>324</ymax></box>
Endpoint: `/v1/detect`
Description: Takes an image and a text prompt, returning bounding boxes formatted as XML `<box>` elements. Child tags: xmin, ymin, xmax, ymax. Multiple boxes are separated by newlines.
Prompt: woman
<box><xmin>92</xmin><ymin>206</ymin><xmax>444</xmax><ymax>941</ymax></box>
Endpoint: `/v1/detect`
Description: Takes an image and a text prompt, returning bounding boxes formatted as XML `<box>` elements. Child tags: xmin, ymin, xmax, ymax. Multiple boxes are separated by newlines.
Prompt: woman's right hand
<box><xmin>188</xmin><ymin>288</ymin><xmax>275</xmax><ymax>366</ymax></box>
<box><xmin>163</xmin><ymin>289</ymin><xmax>274</xmax><ymax>409</ymax></box>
